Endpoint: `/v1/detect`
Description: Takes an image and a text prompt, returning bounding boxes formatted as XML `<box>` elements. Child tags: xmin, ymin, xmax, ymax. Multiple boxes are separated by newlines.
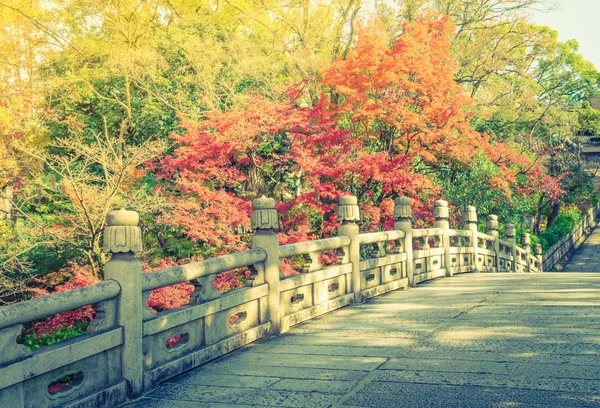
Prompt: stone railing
<box><xmin>542</xmin><ymin>203</ymin><xmax>600</xmax><ymax>271</ymax></box>
<box><xmin>0</xmin><ymin>197</ymin><xmax>543</xmax><ymax>408</ymax></box>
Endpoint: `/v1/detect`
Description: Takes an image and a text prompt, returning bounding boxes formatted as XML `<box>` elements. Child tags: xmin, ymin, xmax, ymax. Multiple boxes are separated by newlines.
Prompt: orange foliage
<box><xmin>322</xmin><ymin>17</ymin><xmax>483</xmax><ymax>166</ymax></box>
<box><xmin>160</xmin><ymin>15</ymin><xmax>561</xmax><ymax>253</ymax></box>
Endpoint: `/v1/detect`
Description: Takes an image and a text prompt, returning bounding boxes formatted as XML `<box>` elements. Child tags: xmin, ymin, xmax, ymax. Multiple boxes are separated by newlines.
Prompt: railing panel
<box><xmin>278</xmin><ymin>236</ymin><xmax>354</xmax><ymax>332</ymax></box>
<box><xmin>412</xmin><ymin>228</ymin><xmax>446</xmax><ymax>283</ymax></box>
<box><xmin>0</xmin><ymin>281</ymin><xmax>124</xmax><ymax>408</ymax></box>
<box><xmin>357</xmin><ymin>231</ymin><xmax>409</xmax><ymax>300</ymax></box>
<box><xmin>0</xmin><ymin>281</ymin><xmax>120</xmax><ymax>330</ymax></box>
<box><xmin>142</xmin><ymin>249</ymin><xmax>267</xmax><ymax>292</ymax></box>
<box><xmin>280</xmin><ymin>264</ymin><xmax>352</xmax><ymax>292</ymax></box>
<box><xmin>279</xmin><ymin>237</ymin><xmax>350</xmax><ymax>258</ymax></box>
<box><xmin>447</xmin><ymin>229</ymin><xmax>474</xmax><ymax>275</ymax></box>
<box><xmin>141</xmin><ymin>283</ymin><xmax>270</xmax><ymax>389</ymax></box>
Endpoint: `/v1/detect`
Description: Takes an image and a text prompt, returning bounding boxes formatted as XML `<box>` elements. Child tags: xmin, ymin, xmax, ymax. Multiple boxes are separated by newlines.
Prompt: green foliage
<box><xmin>577</xmin><ymin>101</ymin><xmax>600</xmax><ymax>136</ymax></box>
<box><xmin>539</xmin><ymin>210</ymin><xmax>582</xmax><ymax>251</ymax></box>
<box><xmin>2</xmin><ymin>0</ymin><xmax>600</xmax><ymax>302</ymax></box>
<box><xmin>18</xmin><ymin>321</ymin><xmax>89</xmax><ymax>351</ymax></box>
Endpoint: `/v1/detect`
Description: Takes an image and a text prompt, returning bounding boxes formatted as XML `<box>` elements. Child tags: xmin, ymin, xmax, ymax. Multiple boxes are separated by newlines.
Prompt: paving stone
<box><xmin>269</xmin><ymin>378</ymin><xmax>357</xmax><ymax>394</ymax></box>
<box><xmin>380</xmin><ymin>357</ymin><xmax>600</xmax><ymax>380</ymax></box>
<box><xmin>190</xmin><ymin>364</ymin><xmax>370</xmax><ymax>382</ymax></box>
<box><xmin>263</xmin><ymin>333</ymin><xmax>416</xmax><ymax>347</ymax></box>
<box><xmin>147</xmin><ymin>383</ymin><xmax>340</xmax><ymax>407</ymax></box>
<box><xmin>374</xmin><ymin>368</ymin><xmax>600</xmax><ymax>393</ymax></box>
<box><xmin>170</xmin><ymin>373</ymin><xmax>281</xmax><ymax>388</ymax></box>
<box><xmin>390</xmin><ymin>348</ymin><xmax>600</xmax><ymax>366</ymax></box>
<box><xmin>123</xmin><ymin>398</ymin><xmax>264</xmax><ymax>408</ymax></box>
<box><xmin>350</xmin><ymin>381</ymin><xmax>600</xmax><ymax>408</ymax></box>
<box><xmin>199</xmin><ymin>352</ymin><xmax>388</xmax><ymax>371</ymax></box>
<box><xmin>245</xmin><ymin>343</ymin><xmax>401</xmax><ymax>358</ymax></box>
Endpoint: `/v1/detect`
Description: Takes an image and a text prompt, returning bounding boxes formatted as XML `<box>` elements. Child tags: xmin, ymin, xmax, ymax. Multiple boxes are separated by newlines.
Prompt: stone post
<box><xmin>337</xmin><ymin>196</ymin><xmax>361</xmax><ymax>302</ymax></box>
<box><xmin>464</xmin><ymin>206</ymin><xmax>479</xmax><ymax>272</ymax></box>
<box><xmin>505</xmin><ymin>224</ymin><xmax>517</xmax><ymax>272</ymax></box>
<box><xmin>533</xmin><ymin>243</ymin><xmax>543</xmax><ymax>273</ymax></box>
<box><xmin>486</xmin><ymin>215</ymin><xmax>500</xmax><ymax>273</ymax></box>
<box><xmin>103</xmin><ymin>209</ymin><xmax>143</xmax><ymax>398</ymax></box>
<box><xmin>521</xmin><ymin>233</ymin><xmax>531</xmax><ymax>272</ymax></box>
<box><xmin>433</xmin><ymin>200</ymin><xmax>452</xmax><ymax>277</ymax></box>
<box><xmin>394</xmin><ymin>197</ymin><xmax>414</xmax><ymax>286</ymax></box>
<box><xmin>250</xmin><ymin>196</ymin><xmax>281</xmax><ymax>335</ymax></box>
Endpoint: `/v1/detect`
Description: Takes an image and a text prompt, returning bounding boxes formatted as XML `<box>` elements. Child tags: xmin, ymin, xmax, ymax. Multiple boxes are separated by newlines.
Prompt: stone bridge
<box><xmin>1</xmin><ymin>197</ymin><xmax>599</xmax><ymax>408</ymax></box>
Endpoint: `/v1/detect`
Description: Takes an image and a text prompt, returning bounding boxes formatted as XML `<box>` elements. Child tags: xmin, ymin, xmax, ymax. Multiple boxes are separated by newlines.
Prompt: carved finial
<box><xmin>464</xmin><ymin>206</ymin><xmax>477</xmax><ymax>223</ymax></box>
<box><xmin>394</xmin><ymin>197</ymin><xmax>412</xmax><ymax>220</ymax></box>
<box><xmin>433</xmin><ymin>200</ymin><xmax>448</xmax><ymax>220</ymax></box>
<box><xmin>337</xmin><ymin>195</ymin><xmax>360</xmax><ymax>223</ymax></box>
<box><xmin>486</xmin><ymin>215</ymin><xmax>498</xmax><ymax>231</ymax></box>
<box><xmin>103</xmin><ymin>208</ymin><xmax>142</xmax><ymax>253</ymax></box>
<box><xmin>533</xmin><ymin>243</ymin><xmax>542</xmax><ymax>255</ymax></box>
<box><xmin>505</xmin><ymin>224</ymin><xmax>516</xmax><ymax>239</ymax></box>
<box><xmin>520</xmin><ymin>233</ymin><xmax>531</xmax><ymax>246</ymax></box>
<box><xmin>250</xmin><ymin>196</ymin><xmax>278</xmax><ymax>230</ymax></box>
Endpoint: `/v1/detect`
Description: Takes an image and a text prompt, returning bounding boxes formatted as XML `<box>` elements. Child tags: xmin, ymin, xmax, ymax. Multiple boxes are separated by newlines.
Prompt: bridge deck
<box><xmin>124</xmin><ymin>273</ymin><xmax>600</xmax><ymax>408</ymax></box>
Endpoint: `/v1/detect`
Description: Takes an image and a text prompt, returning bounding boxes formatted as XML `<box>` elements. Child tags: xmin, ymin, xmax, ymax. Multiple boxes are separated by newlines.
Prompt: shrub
<box><xmin>24</xmin><ymin>263</ymin><xmax>99</xmax><ymax>339</ymax></box>
<box><xmin>540</xmin><ymin>210</ymin><xmax>582</xmax><ymax>251</ymax></box>
<box><xmin>19</xmin><ymin>321</ymin><xmax>90</xmax><ymax>351</ymax></box>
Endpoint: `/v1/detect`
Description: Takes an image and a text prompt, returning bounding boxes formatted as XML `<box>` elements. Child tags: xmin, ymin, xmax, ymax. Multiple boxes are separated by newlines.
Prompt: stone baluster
<box><xmin>250</xmin><ymin>196</ymin><xmax>281</xmax><ymax>335</ymax></box>
<box><xmin>505</xmin><ymin>224</ymin><xmax>517</xmax><ymax>272</ymax></box>
<box><xmin>433</xmin><ymin>200</ymin><xmax>452</xmax><ymax>277</ymax></box>
<box><xmin>394</xmin><ymin>197</ymin><xmax>414</xmax><ymax>286</ymax></box>
<box><xmin>533</xmin><ymin>243</ymin><xmax>543</xmax><ymax>273</ymax></box>
<box><xmin>521</xmin><ymin>233</ymin><xmax>531</xmax><ymax>272</ymax></box>
<box><xmin>337</xmin><ymin>196</ymin><xmax>361</xmax><ymax>302</ymax></box>
<box><xmin>486</xmin><ymin>215</ymin><xmax>499</xmax><ymax>273</ymax></box>
<box><xmin>464</xmin><ymin>206</ymin><xmax>479</xmax><ymax>273</ymax></box>
<box><xmin>103</xmin><ymin>208</ymin><xmax>143</xmax><ymax>398</ymax></box>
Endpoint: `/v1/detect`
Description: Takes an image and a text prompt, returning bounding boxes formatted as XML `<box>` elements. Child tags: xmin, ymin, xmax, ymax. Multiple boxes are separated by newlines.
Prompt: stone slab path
<box><xmin>562</xmin><ymin>226</ymin><xmax>600</xmax><ymax>272</ymax></box>
<box><xmin>123</xmin><ymin>273</ymin><xmax>600</xmax><ymax>408</ymax></box>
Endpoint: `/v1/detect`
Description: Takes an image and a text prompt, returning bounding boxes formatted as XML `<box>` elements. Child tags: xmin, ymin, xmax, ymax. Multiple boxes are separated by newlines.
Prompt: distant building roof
<box><xmin>590</xmin><ymin>97</ymin><xmax>600</xmax><ymax>110</ymax></box>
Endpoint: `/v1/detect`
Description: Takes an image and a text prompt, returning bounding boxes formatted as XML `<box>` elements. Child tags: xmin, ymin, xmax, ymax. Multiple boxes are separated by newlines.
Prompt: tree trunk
<box><xmin>534</xmin><ymin>196</ymin><xmax>543</xmax><ymax>235</ymax></box>
<box><xmin>156</xmin><ymin>229</ymin><xmax>169</xmax><ymax>258</ymax></box>
<box><xmin>547</xmin><ymin>202</ymin><xmax>561</xmax><ymax>229</ymax></box>
<box><xmin>90</xmin><ymin>236</ymin><xmax>105</xmax><ymax>278</ymax></box>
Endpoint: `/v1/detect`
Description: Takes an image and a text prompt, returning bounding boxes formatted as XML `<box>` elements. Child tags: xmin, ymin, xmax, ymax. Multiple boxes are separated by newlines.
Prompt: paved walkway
<box><xmin>562</xmin><ymin>226</ymin><xmax>600</xmax><ymax>272</ymax></box>
<box><xmin>124</xmin><ymin>273</ymin><xmax>600</xmax><ymax>408</ymax></box>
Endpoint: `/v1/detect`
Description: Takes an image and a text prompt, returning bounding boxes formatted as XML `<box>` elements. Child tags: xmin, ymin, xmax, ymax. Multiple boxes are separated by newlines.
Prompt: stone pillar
<box><xmin>505</xmin><ymin>224</ymin><xmax>517</xmax><ymax>272</ymax></box>
<box><xmin>394</xmin><ymin>197</ymin><xmax>414</xmax><ymax>286</ymax></box>
<box><xmin>103</xmin><ymin>208</ymin><xmax>143</xmax><ymax>398</ymax></box>
<box><xmin>337</xmin><ymin>196</ymin><xmax>361</xmax><ymax>302</ymax></box>
<box><xmin>433</xmin><ymin>200</ymin><xmax>452</xmax><ymax>277</ymax></box>
<box><xmin>250</xmin><ymin>196</ymin><xmax>281</xmax><ymax>335</ymax></box>
<box><xmin>464</xmin><ymin>206</ymin><xmax>479</xmax><ymax>273</ymax></box>
<box><xmin>533</xmin><ymin>243</ymin><xmax>543</xmax><ymax>273</ymax></box>
<box><xmin>486</xmin><ymin>215</ymin><xmax>500</xmax><ymax>273</ymax></box>
<box><xmin>521</xmin><ymin>233</ymin><xmax>531</xmax><ymax>272</ymax></box>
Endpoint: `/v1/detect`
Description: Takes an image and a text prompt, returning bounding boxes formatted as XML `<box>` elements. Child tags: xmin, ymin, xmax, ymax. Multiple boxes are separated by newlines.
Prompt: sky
<box><xmin>530</xmin><ymin>0</ymin><xmax>600</xmax><ymax>69</ymax></box>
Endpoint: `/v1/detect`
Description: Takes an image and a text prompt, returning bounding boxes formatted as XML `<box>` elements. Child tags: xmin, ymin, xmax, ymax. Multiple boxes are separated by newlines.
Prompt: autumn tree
<box><xmin>165</xmin><ymin>16</ymin><xmax>546</xmax><ymax>246</ymax></box>
<box><xmin>13</xmin><ymin>131</ymin><xmax>165</xmax><ymax>277</ymax></box>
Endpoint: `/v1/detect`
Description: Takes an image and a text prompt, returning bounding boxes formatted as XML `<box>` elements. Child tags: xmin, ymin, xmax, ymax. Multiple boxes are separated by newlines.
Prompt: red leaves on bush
<box><xmin>143</xmin><ymin>259</ymin><xmax>194</xmax><ymax>312</ymax></box>
<box><xmin>27</xmin><ymin>263</ymin><xmax>100</xmax><ymax>336</ymax></box>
